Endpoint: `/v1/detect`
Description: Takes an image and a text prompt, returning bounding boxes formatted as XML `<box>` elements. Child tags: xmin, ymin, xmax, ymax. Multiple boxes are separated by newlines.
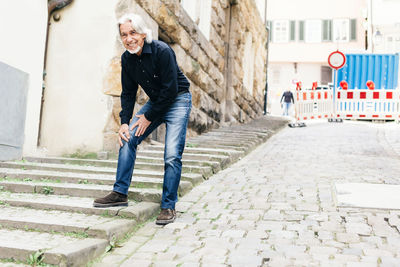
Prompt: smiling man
<box><xmin>93</xmin><ymin>13</ymin><xmax>192</xmax><ymax>225</ymax></box>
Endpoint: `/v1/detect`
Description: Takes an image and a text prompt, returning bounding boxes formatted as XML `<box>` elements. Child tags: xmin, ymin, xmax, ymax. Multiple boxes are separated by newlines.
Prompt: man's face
<box><xmin>120</xmin><ymin>21</ymin><xmax>146</xmax><ymax>55</ymax></box>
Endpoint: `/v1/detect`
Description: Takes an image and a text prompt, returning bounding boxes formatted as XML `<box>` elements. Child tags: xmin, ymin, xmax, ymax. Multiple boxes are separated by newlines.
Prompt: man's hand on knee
<box><xmin>131</xmin><ymin>114</ymin><xmax>151</xmax><ymax>137</ymax></box>
<box><xmin>118</xmin><ymin>124</ymin><xmax>130</xmax><ymax>147</ymax></box>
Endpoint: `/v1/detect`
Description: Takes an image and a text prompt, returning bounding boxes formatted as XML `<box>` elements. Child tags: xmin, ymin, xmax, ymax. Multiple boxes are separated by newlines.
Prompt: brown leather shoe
<box><xmin>93</xmin><ymin>191</ymin><xmax>128</xmax><ymax>208</ymax></box>
<box><xmin>156</xmin><ymin>208</ymin><xmax>176</xmax><ymax>225</ymax></box>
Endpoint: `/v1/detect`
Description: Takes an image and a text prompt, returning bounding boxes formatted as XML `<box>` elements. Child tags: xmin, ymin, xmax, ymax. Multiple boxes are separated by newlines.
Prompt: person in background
<box><xmin>280</xmin><ymin>90</ymin><xmax>294</xmax><ymax>116</ymax></box>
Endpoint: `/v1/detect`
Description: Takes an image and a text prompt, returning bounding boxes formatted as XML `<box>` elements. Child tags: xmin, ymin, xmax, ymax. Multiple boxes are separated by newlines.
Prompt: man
<box><xmin>280</xmin><ymin>90</ymin><xmax>294</xmax><ymax>116</ymax></box>
<box><xmin>93</xmin><ymin>13</ymin><xmax>192</xmax><ymax>225</ymax></box>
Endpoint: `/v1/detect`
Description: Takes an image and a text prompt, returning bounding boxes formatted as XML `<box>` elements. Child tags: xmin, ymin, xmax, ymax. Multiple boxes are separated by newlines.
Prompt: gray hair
<box><xmin>117</xmin><ymin>13</ymin><xmax>153</xmax><ymax>43</ymax></box>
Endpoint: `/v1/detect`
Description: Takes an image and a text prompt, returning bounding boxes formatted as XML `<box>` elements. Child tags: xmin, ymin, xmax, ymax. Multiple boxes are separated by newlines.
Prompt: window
<box><xmin>350</xmin><ymin>19</ymin><xmax>357</xmax><ymax>41</ymax></box>
<box><xmin>333</xmin><ymin>19</ymin><xmax>349</xmax><ymax>42</ymax></box>
<box><xmin>180</xmin><ymin>0</ymin><xmax>211</xmax><ymax>40</ymax></box>
<box><xmin>273</xmin><ymin>20</ymin><xmax>289</xmax><ymax>43</ymax></box>
<box><xmin>242</xmin><ymin>32</ymin><xmax>255</xmax><ymax>95</ymax></box>
<box><xmin>290</xmin><ymin>21</ymin><xmax>296</xmax><ymax>41</ymax></box>
<box><xmin>272</xmin><ymin>68</ymin><xmax>280</xmax><ymax>84</ymax></box>
<box><xmin>299</xmin><ymin>21</ymin><xmax>305</xmax><ymax>41</ymax></box>
<box><xmin>321</xmin><ymin>66</ymin><xmax>332</xmax><ymax>85</ymax></box>
<box><xmin>305</xmin><ymin>20</ymin><xmax>322</xmax><ymax>43</ymax></box>
<box><xmin>322</xmin><ymin>20</ymin><xmax>332</xmax><ymax>41</ymax></box>
<box><xmin>396</xmin><ymin>36</ymin><xmax>400</xmax><ymax>52</ymax></box>
<box><xmin>385</xmin><ymin>35</ymin><xmax>396</xmax><ymax>52</ymax></box>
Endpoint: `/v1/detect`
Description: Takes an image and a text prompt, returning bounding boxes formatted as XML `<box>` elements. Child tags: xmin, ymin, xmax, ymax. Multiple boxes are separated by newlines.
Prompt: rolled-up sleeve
<box><xmin>119</xmin><ymin>55</ymin><xmax>138</xmax><ymax>125</ymax></box>
<box><xmin>144</xmin><ymin>48</ymin><xmax>178</xmax><ymax>122</ymax></box>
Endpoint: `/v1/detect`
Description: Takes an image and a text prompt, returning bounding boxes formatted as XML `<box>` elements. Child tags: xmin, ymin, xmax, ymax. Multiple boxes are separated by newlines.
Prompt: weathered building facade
<box><xmin>0</xmin><ymin>0</ymin><xmax>268</xmax><ymax>158</ymax></box>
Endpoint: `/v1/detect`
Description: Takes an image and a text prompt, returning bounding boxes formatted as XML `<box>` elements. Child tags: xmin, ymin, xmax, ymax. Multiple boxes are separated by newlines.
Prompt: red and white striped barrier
<box><xmin>295</xmin><ymin>90</ymin><xmax>333</xmax><ymax>121</ymax></box>
<box><xmin>335</xmin><ymin>89</ymin><xmax>400</xmax><ymax>120</ymax></box>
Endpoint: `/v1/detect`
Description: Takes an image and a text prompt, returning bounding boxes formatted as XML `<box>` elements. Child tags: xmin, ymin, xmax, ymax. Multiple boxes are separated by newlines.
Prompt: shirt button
<box><xmin>147</xmin><ymin>80</ymin><xmax>149</xmax><ymax>83</ymax></box>
<box><xmin>142</xmin><ymin>70</ymin><xmax>144</xmax><ymax>73</ymax></box>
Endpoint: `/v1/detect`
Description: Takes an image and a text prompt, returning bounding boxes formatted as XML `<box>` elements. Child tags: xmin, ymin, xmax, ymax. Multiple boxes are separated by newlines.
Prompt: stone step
<box><xmin>0</xmin><ymin>206</ymin><xmax>136</xmax><ymax>240</ymax></box>
<box><xmin>25</xmin><ymin>155</ymin><xmax>218</xmax><ymax>169</ymax></box>
<box><xmin>202</xmin><ymin>130</ymin><xmax>269</xmax><ymax>138</ymax></box>
<box><xmin>190</xmin><ymin>137</ymin><xmax>257</xmax><ymax>146</ymax></box>
<box><xmin>0</xmin><ymin>180</ymin><xmax>192</xmax><ymax>202</ymax></box>
<box><xmin>21</xmin><ymin>158</ymin><xmax>212</xmax><ymax>176</ymax></box>
<box><xmin>191</xmin><ymin>137</ymin><xmax>260</xmax><ymax>146</ymax></box>
<box><xmin>0</xmin><ymin>168</ymin><xmax>194</xmax><ymax>189</ymax></box>
<box><xmin>133</xmin><ymin>155</ymin><xmax>221</xmax><ymax>172</ymax></box>
<box><xmin>0</xmin><ymin>161</ymin><xmax>211</xmax><ymax>179</ymax></box>
<box><xmin>0</xmin><ymin>192</ymin><xmax>159</xmax><ymax>220</ymax></box>
<box><xmin>0</xmin><ymin>180</ymin><xmax>161</xmax><ymax>202</ymax></box>
<box><xmin>213</xmin><ymin>128</ymin><xmax>271</xmax><ymax>135</ymax></box>
<box><xmin>0</xmin><ymin>168</ymin><xmax>115</xmax><ymax>185</ymax></box>
<box><xmin>186</xmin><ymin>143</ymin><xmax>248</xmax><ymax>152</ymax></box>
<box><xmin>188</xmin><ymin>139</ymin><xmax>255</xmax><ymax>149</ymax></box>
<box><xmin>132</xmin><ymin>169</ymin><xmax>204</xmax><ymax>186</ymax></box>
<box><xmin>0</xmin><ymin>228</ymin><xmax>107</xmax><ymax>267</ymax></box>
<box><xmin>139</xmin><ymin>150</ymin><xmax>231</xmax><ymax>168</ymax></box>
<box><xmin>192</xmin><ymin>131</ymin><xmax>265</xmax><ymax>139</ymax></box>
<box><xmin>214</xmin><ymin>126</ymin><xmax>271</xmax><ymax>134</ymax></box>
<box><xmin>0</xmin><ymin>161</ymin><xmax>116</xmax><ymax>175</ymax></box>
<box><xmin>146</xmin><ymin>145</ymin><xmax>244</xmax><ymax>158</ymax></box>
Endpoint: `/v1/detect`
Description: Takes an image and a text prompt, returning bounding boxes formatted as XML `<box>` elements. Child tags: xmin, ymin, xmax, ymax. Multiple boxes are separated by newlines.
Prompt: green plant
<box><xmin>67</xmin><ymin>150</ymin><xmax>97</xmax><ymax>159</ymax></box>
<box><xmin>105</xmin><ymin>237</ymin><xmax>122</xmax><ymax>253</ymax></box>
<box><xmin>186</xmin><ymin>142</ymin><xmax>199</xmax><ymax>148</ymax></box>
<box><xmin>64</xmin><ymin>231</ymin><xmax>88</xmax><ymax>239</ymax></box>
<box><xmin>27</xmin><ymin>250</ymin><xmax>44</xmax><ymax>266</ymax></box>
<box><xmin>101</xmin><ymin>210</ymin><xmax>111</xmax><ymax>217</ymax></box>
<box><xmin>78</xmin><ymin>179</ymin><xmax>89</xmax><ymax>184</ymax></box>
<box><xmin>41</xmin><ymin>186</ymin><xmax>54</xmax><ymax>195</ymax></box>
<box><xmin>24</xmin><ymin>178</ymin><xmax>33</xmax><ymax>182</ymax></box>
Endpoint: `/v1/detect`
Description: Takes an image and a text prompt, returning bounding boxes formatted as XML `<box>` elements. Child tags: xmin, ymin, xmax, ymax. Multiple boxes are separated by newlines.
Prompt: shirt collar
<box><xmin>141</xmin><ymin>42</ymin><xmax>152</xmax><ymax>54</ymax></box>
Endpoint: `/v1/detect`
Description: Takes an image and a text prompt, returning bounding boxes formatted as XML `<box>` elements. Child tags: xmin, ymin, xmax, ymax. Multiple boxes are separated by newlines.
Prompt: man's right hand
<box><xmin>118</xmin><ymin>124</ymin><xmax>130</xmax><ymax>147</ymax></box>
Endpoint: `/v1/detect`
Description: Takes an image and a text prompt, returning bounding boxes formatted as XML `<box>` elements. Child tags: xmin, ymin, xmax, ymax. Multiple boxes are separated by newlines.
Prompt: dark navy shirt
<box><xmin>281</xmin><ymin>91</ymin><xmax>294</xmax><ymax>103</ymax></box>
<box><xmin>119</xmin><ymin>40</ymin><xmax>190</xmax><ymax>124</ymax></box>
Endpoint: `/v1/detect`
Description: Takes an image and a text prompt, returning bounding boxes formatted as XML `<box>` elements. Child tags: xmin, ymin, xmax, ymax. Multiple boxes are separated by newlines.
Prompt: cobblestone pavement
<box><xmin>94</xmin><ymin>121</ymin><xmax>400</xmax><ymax>267</ymax></box>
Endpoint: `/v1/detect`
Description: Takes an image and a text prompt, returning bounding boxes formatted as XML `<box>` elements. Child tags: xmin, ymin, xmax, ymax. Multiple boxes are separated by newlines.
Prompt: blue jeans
<box><xmin>283</xmin><ymin>102</ymin><xmax>292</xmax><ymax>116</ymax></box>
<box><xmin>113</xmin><ymin>92</ymin><xmax>192</xmax><ymax>209</ymax></box>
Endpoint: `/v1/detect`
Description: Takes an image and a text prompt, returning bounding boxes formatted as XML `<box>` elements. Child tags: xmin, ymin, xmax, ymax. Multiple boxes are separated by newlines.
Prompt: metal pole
<box><xmin>333</xmin><ymin>69</ymin><xmax>337</xmax><ymax>117</ymax></box>
<box><xmin>263</xmin><ymin>0</ymin><xmax>269</xmax><ymax>115</ymax></box>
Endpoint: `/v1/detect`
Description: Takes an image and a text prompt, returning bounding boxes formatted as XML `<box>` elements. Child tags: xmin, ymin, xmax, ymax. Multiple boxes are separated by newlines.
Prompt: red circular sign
<box><xmin>328</xmin><ymin>50</ymin><xmax>346</xmax><ymax>70</ymax></box>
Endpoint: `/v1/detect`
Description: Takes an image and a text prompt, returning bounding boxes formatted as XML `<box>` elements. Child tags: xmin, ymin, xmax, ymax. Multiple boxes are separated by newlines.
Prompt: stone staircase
<box><xmin>0</xmin><ymin>116</ymin><xmax>286</xmax><ymax>266</ymax></box>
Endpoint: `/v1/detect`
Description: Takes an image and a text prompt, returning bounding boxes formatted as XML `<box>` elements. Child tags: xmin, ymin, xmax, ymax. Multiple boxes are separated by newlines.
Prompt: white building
<box><xmin>370</xmin><ymin>0</ymin><xmax>400</xmax><ymax>53</ymax></box>
<box><xmin>265</xmin><ymin>0</ymin><xmax>368</xmax><ymax>115</ymax></box>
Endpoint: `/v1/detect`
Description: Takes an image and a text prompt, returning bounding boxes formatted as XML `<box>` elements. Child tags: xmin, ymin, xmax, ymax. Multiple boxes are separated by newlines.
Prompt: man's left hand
<box><xmin>131</xmin><ymin>114</ymin><xmax>151</xmax><ymax>136</ymax></box>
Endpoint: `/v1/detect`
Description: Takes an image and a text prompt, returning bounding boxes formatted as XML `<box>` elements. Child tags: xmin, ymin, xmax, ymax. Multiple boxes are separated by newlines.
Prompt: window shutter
<box><xmin>350</xmin><ymin>19</ymin><xmax>356</xmax><ymax>41</ymax></box>
<box><xmin>267</xmin><ymin>21</ymin><xmax>273</xmax><ymax>42</ymax></box>
<box><xmin>322</xmin><ymin>20</ymin><xmax>332</xmax><ymax>41</ymax></box>
<box><xmin>290</xmin><ymin>21</ymin><xmax>296</xmax><ymax>41</ymax></box>
<box><xmin>299</xmin><ymin>21</ymin><xmax>305</xmax><ymax>41</ymax></box>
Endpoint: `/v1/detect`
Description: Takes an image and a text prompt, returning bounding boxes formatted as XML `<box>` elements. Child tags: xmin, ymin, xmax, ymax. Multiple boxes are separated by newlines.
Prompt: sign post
<box><xmin>328</xmin><ymin>50</ymin><xmax>346</xmax><ymax>122</ymax></box>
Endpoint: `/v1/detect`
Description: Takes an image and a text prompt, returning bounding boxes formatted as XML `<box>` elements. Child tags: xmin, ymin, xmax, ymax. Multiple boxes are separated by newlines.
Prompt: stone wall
<box><xmin>103</xmin><ymin>0</ymin><xmax>267</xmax><ymax>151</ymax></box>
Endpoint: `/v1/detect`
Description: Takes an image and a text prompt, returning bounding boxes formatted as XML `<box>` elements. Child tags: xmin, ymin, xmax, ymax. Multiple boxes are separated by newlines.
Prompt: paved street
<box><xmin>95</xmin><ymin>120</ymin><xmax>400</xmax><ymax>267</ymax></box>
